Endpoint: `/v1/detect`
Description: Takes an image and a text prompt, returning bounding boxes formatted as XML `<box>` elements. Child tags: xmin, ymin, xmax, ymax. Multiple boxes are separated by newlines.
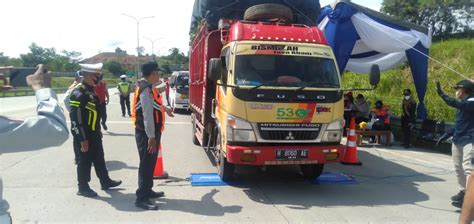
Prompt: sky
<box><xmin>0</xmin><ymin>0</ymin><xmax>382</xmax><ymax>60</ymax></box>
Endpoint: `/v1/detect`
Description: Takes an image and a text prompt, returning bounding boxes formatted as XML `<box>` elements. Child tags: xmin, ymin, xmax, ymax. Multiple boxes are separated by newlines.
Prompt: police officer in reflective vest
<box><xmin>117</xmin><ymin>75</ymin><xmax>132</xmax><ymax>117</ymax></box>
<box><xmin>132</xmin><ymin>61</ymin><xmax>173</xmax><ymax>210</ymax></box>
<box><xmin>69</xmin><ymin>63</ymin><xmax>121</xmax><ymax>197</ymax></box>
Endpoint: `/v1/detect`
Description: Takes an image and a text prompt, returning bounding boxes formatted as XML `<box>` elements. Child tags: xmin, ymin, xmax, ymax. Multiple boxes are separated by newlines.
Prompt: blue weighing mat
<box><xmin>312</xmin><ymin>172</ymin><xmax>358</xmax><ymax>185</ymax></box>
<box><xmin>190</xmin><ymin>173</ymin><xmax>241</xmax><ymax>186</ymax></box>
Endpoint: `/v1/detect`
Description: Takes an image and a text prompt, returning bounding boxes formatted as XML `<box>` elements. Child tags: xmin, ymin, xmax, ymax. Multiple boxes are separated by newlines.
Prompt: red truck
<box><xmin>189</xmin><ymin>3</ymin><xmax>379</xmax><ymax>180</ymax></box>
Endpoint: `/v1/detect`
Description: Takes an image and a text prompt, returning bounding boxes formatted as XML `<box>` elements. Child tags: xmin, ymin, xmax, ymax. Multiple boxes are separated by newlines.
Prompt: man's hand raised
<box><xmin>436</xmin><ymin>81</ymin><xmax>445</xmax><ymax>96</ymax></box>
<box><xmin>26</xmin><ymin>64</ymin><xmax>51</xmax><ymax>92</ymax></box>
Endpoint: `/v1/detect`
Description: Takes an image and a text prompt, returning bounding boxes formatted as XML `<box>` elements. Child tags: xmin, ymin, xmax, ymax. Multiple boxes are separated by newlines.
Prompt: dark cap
<box><xmin>454</xmin><ymin>80</ymin><xmax>474</xmax><ymax>91</ymax></box>
<box><xmin>403</xmin><ymin>89</ymin><xmax>412</xmax><ymax>95</ymax></box>
<box><xmin>375</xmin><ymin>100</ymin><xmax>383</xmax><ymax>108</ymax></box>
<box><xmin>141</xmin><ymin>61</ymin><xmax>164</xmax><ymax>76</ymax></box>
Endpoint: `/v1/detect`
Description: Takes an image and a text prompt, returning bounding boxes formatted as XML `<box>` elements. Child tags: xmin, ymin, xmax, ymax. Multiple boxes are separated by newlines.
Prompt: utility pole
<box><xmin>121</xmin><ymin>13</ymin><xmax>154</xmax><ymax>80</ymax></box>
<box><xmin>143</xmin><ymin>37</ymin><xmax>162</xmax><ymax>61</ymax></box>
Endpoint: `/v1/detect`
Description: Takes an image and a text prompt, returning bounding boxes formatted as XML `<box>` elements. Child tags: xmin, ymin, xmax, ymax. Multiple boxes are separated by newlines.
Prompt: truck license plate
<box><xmin>276</xmin><ymin>149</ymin><xmax>308</xmax><ymax>160</ymax></box>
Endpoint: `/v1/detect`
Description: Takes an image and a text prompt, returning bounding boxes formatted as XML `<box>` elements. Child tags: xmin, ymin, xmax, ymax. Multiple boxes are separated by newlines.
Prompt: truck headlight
<box><xmin>226</xmin><ymin>115</ymin><xmax>256</xmax><ymax>142</ymax></box>
<box><xmin>322</xmin><ymin>119</ymin><xmax>344</xmax><ymax>142</ymax></box>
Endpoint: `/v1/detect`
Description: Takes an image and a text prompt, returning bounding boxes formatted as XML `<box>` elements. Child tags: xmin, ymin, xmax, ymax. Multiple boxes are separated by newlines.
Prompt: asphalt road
<box><xmin>0</xmin><ymin>90</ymin><xmax>462</xmax><ymax>223</ymax></box>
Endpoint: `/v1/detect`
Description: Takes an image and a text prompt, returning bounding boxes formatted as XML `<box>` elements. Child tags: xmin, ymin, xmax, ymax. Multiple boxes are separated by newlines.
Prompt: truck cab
<box><xmin>189</xmin><ymin>4</ymin><xmax>379</xmax><ymax>181</ymax></box>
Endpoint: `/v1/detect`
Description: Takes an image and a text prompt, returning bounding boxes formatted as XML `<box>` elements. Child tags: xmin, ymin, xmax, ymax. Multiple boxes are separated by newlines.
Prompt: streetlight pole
<box><xmin>121</xmin><ymin>13</ymin><xmax>154</xmax><ymax>81</ymax></box>
<box><xmin>143</xmin><ymin>37</ymin><xmax>162</xmax><ymax>58</ymax></box>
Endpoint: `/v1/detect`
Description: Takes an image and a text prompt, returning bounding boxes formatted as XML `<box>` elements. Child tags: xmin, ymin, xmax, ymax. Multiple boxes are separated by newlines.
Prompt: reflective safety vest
<box><xmin>118</xmin><ymin>82</ymin><xmax>131</xmax><ymax>96</ymax></box>
<box><xmin>371</xmin><ymin>107</ymin><xmax>390</xmax><ymax>125</ymax></box>
<box><xmin>69</xmin><ymin>84</ymin><xmax>101</xmax><ymax>141</ymax></box>
<box><xmin>132</xmin><ymin>82</ymin><xmax>166</xmax><ymax>133</ymax></box>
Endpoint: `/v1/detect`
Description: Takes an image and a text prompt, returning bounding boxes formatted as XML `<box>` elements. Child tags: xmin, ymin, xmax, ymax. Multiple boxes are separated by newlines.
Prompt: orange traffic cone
<box><xmin>153</xmin><ymin>144</ymin><xmax>169</xmax><ymax>179</ymax></box>
<box><xmin>341</xmin><ymin>117</ymin><xmax>362</xmax><ymax>166</ymax></box>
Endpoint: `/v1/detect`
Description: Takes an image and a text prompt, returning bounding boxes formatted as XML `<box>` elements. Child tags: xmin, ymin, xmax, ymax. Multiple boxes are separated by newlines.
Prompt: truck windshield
<box><xmin>234</xmin><ymin>55</ymin><xmax>340</xmax><ymax>88</ymax></box>
<box><xmin>176</xmin><ymin>75</ymin><xmax>189</xmax><ymax>88</ymax></box>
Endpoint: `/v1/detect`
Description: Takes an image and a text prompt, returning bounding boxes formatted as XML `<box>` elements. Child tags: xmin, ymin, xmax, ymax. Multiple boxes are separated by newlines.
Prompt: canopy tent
<box><xmin>190</xmin><ymin>0</ymin><xmax>321</xmax><ymax>31</ymax></box>
<box><xmin>318</xmin><ymin>0</ymin><xmax>431</xmax><ymax>119</ymax></box>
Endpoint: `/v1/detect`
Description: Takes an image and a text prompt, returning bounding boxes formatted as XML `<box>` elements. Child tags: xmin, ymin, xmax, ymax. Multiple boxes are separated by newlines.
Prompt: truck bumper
<box><xmin>174</xmin><ymin>103</ymin><xmax>189</xmax><ymax>110</ymax></box>
<box><xmin>226</xmin><ymin>144</ymin><xmax>346</xmax><ymax>165</ymax></box>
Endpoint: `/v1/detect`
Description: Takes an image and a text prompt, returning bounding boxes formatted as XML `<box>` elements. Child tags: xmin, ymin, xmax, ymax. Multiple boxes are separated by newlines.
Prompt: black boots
<box><xmin>147</xmin><ymin>191</ymin><xmax>165</xmax><ymax>199</ymax></box>
<box><xmin>135</xmin><ymin>199</ymin><xmax>159</xmax><ymax>210</ymax></box>
<box><xmin>101</xmin><ymin>180</ymin><xmax>122</xmax><ymax>190</ymax></box>
<box><xmin>77</xmin><ymin>188</ymin><xmax>98</xmax><ymax>198</ymax></box>
<box><xmin>451</xmin><ymin>190</ymin><xmax>465</xmax><ymax>208</ymax></box>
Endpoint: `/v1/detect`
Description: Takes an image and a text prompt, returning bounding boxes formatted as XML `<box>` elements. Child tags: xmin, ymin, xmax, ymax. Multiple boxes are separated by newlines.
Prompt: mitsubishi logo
<box><xmin>285</xmin><ymin>132</ymin><xmax>295</xmax><ymax>140</ymax></box>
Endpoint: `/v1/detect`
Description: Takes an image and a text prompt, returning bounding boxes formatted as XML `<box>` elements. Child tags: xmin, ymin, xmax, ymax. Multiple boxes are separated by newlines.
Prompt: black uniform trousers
<box><xmin>401</xmin><ymin>115</ymin><xmax>414</xmax><ymax>146</ymax></box>
<box><xmin>97</xmin><ymin>102</ymin><xmax>107</xmax><ymax>126</ymax></box>
<box><xmin>73</xmin><ymin>136</ymin><xmax>111</xmax><ymax>190</ymax></box>
<box><xmin>135</xmin><ymin>129</ymin><xmax>161</xmax><ymax>201</ymax></box>
<box><xmin>120</xmin><ymin>95</ymin><xmax>131</xmax><ymax>116</ymax></box>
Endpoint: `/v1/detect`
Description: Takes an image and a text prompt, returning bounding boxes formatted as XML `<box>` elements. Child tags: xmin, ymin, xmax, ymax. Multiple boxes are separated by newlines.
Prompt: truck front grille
<box><xmin>258</xmin><ymin>123</ymin><xmax>321</xmax><ymax>141</ymax></box>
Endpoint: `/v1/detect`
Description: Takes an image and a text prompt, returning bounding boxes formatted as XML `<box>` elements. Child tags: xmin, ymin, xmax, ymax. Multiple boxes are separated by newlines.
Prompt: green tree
<box><xmin>0</xmin><ymin>52</ymin><xmax>23</xmax><ymax>67</ymax></box>
<box><xmin>104</xmin><ymin>61</ymin><xmax>125</xmax><ymax>76</ymax></box>
<box><xmin>49</xmin><ymin>50</ymin><xmax>81</xmax><ymax>72</ymax></box>
<box><xmin>18</xmin><ymin>43</ymin><xmax>81</xmax><ymax>71</ymax></box>
<box><xmin>160</xmin><ymin>48</ymin><xmax>189</xmax><ymax>71</ymax></box>
<box><xmin>137</xmin><ymin>46</ymin><xmax>145</xmax><ymax>56</ymax></box>
<box><xmin>381</xmin><ymin>0</ymin><xmax>473</xmax><ymax>38</ymax></box>
<box><xmin>115</xmin><ymin>47</ymin><xmax>127</xmax><ymax>55</ymax></box>
<box><xmin>20</xmin><ymin>43</ymin><xmax>57</xmax><ymax>67</ymax></box>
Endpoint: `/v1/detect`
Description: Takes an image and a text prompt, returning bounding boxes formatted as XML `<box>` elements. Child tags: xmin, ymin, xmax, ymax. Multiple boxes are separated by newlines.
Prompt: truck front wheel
<box><xmin>300</xmin><ymin>164</ymin><xmax>324</xmax><ymax>180</ymax></box>
<box><xmin>216</xmin><ymin>132</ymin><xmax>234</xmax><ymax>181</ymax></box>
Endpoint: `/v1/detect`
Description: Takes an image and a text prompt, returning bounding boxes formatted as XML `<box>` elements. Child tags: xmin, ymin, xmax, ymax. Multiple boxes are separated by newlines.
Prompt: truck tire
<box><xmin>244</xmin><ymin>4</ymin><xmax>293</xmax><ymax>23</ymax></box>
<box><xmin>300</xmin><ymin>164</ymin><xmax>324</xmax><ymax>180</ymax></box>
<box><xmin>191</xmin><ymin>114</ymin><xmax>200</xmax><ymax>146</ymax></box>
<box><xmin>216</xmin><ymin>132</ymin><xmax>234</xmax><ymax>181</ymax></box>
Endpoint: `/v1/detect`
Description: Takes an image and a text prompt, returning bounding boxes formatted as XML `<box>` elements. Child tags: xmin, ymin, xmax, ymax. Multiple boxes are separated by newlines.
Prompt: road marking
<box><xmin>365</xmin><ymin>147</ymin><xmax>452</xmax><ymax>168</ymax></box>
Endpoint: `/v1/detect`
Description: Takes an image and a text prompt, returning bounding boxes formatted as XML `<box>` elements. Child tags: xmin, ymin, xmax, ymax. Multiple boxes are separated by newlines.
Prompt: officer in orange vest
<box><xmin>132</xmin><ymin>61</ymin><xmax>173</xmax><ymax>210</ymax></box>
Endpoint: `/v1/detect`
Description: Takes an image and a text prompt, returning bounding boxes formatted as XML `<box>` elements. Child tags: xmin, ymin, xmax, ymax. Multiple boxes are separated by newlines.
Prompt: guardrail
<box><xmin>0</xmin><ymin>87</ymin><xmax>69</xmax><ymax>97</ymax></box>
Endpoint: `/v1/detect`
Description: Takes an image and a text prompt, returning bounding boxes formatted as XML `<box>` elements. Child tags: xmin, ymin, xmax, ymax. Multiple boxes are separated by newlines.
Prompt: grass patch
<box><xmin>52</xmin><ymin>77</ymin><xmax>120</xmax><ymax>88</ymax></box>
<box><xmin>0</xmin><ymin>77</ymin><xmax>120</xmax><ymax>97</ymax></box>
<box><xmin>342</xmin><ymin>38</ymin><xmax>474</xmax><ymax>122</ymax></box>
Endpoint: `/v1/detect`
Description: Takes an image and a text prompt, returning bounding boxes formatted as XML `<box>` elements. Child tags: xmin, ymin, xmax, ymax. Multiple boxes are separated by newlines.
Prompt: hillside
<box><xmin>342</xmin><ymin>38</ymin><xmax>474</xmax><ymax>122</ymax></box>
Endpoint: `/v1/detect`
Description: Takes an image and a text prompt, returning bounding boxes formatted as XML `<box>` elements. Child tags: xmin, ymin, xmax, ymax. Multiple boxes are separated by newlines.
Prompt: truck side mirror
<box><xmin>208</xmin><ymin>58</ymin><xmax>222</xmax><ymax>81</ymax></box>
<box><xmin>369</xmin><ymin>64</ymin><xmax>380</xmax><ymax>86</ymax></box>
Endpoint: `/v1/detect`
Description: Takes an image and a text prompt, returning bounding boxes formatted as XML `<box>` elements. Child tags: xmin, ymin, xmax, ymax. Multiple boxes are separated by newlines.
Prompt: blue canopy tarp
<box><xmin>318</xmin><ymin>0</ymin><xmax>431</xmax><ymax>119</ymax></box>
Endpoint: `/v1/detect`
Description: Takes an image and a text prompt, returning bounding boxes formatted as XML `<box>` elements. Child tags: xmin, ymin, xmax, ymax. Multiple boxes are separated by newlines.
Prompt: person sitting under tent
<box><xmin>344</xmin><ymin>92</ymin><xmax>356</xmax><ymax>133</ymax></box>
<box><xmin>370</xmin><ymin>100</ymin><xmax>391</xmax><ymax>131</ymax></box>
<box><xmin>354</xmin><ymin>93</ymin><xmax>370</xmax><ymax>124</ymax></box>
